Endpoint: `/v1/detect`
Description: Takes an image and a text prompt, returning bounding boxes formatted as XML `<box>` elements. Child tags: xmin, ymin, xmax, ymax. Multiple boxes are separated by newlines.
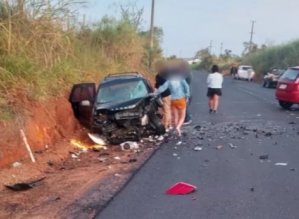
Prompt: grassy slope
<box><xmin>0</xmin><ymin>1</ymin><xmax>160</xmax><ymax>121</ymax></box>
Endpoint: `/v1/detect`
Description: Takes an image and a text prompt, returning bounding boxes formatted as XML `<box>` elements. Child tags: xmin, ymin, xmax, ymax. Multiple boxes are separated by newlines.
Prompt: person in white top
<box><xmin>206</xmin><ymin>65</ymin><xmax>223</xmax><ymax>114</ymax></box>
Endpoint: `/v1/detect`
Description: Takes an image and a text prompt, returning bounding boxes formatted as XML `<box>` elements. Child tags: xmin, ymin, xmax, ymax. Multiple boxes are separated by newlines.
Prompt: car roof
<box><xmin>100</xmin><ymin>75</ymin><xmax>145</xmax><ymax>86</ymax></box>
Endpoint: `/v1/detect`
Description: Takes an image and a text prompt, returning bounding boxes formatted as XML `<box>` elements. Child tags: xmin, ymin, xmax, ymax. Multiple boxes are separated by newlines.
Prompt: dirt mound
<box><xmin>0</xmin><ymin>96</ymin><xmax>79</xmax><ymax>169</ymax></box>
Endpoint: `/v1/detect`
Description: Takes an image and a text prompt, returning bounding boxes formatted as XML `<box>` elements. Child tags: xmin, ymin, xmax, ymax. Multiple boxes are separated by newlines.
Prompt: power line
<box><xmin>249</xmin><ymin>21</ymin><xmax>256</xmax><ymax>52</ymax></box>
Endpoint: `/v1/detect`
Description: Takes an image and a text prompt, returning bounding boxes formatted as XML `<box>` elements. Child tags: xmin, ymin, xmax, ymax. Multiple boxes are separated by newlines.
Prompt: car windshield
<box><xmin>97</xmin><ymin>80</ymin><xmax>148</xmax><ymax>103</ymax></box>
<box><xmin>242</xmin><ymin>66</ymin><xmax>252</xmax><ymax>70</ymax></box>
<box><xmin>272</xmin><ymin>69</ymin><xmax>285</xmax><ymax>75</ymax></box>
<box><xmin>280</xmin><ymin>69</ymin><xmax>299</xmax><ymax>81</ymax></box>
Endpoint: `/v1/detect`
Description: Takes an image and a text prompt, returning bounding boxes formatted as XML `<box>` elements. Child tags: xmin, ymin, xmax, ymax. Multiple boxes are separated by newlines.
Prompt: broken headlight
<box><xmin>95</xmin><ymin>113</ymin><xmax>108</xmax><ymax>122</ymax></box>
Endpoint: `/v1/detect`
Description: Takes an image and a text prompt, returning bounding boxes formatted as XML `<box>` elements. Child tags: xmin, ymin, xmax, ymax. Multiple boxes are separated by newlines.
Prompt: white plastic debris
<box><xmin>157</xmin><ymin>136</ymin><xmax>164</xmax><ymax>141</ymax></box>
<box><xmin>176</xmin><ymin>141</ymin><xmax>182</xmax><ymax>145</ymax></box>
<box><xmin>12</xmin><ymin>162</ymin><xmax>22</xmax><ymax>167</ymax></box>
<box><xmin>275</xmin><ymin>163</ymin><xmax>288</xmax><ymax>166</ymax></box>
<box><xmin>120</xmin><ymin>142</ymin><xmax>139</xmax><ymax>150</ymax></box>
<box><xmin>194</xmin><ymin>146</ymin><xmax>203</xmax><ymax>151</ymax></box>
<box><xmin>114</xmin><ymin>173</ymin><xmax>121</xmax><ymax>177</ymax></box>
<box><xmin>88</xmin><ymin>133</ymin><xmax>107</xmax><ymax>145</ymax></box>
<box><xmin>114</xmin><ymin>156</ymin><xmax>121</xmax><ymax>160</ymax></box>
<box><xmin>229</xmin><ymin>143</ymin><xmax>237</xmax><ymax>149</ymax></box>
<box><xmin>71</xmin><ymin>154</ymin><xmax>79</xmax><ymax>159</ymax></box>
<box><xmin>173</xmin><ymin>153</ymin><xmax>178</xmax><ymax>156</ymax></box>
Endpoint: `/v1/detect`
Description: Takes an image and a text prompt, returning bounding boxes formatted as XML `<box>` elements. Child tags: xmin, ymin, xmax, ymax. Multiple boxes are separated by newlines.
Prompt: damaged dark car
<box><xmin>69</xmin><ymin>72</ymin><xmax>165</xmax><ymax>144</ymax></box>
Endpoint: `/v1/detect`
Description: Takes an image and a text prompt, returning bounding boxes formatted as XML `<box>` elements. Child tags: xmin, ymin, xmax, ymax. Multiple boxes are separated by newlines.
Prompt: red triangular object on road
<box><xmin>165</xmin><ymin>182</ymin><xmax>196</xmax><ymax>195</ymax></box>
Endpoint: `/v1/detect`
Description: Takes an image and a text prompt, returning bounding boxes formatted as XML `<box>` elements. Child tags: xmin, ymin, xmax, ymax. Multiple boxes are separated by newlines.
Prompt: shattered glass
<box><xmin>97</xmin><ymin>80</ymin><xmax>148</xmax><ymax>103</ymax></box>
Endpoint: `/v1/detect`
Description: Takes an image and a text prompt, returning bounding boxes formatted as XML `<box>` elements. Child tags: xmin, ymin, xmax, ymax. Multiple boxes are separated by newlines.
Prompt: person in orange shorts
<box><xmin>152</xmin><ymin>68</ymin><xmax>190</xmax><ymax>136</ymax></box>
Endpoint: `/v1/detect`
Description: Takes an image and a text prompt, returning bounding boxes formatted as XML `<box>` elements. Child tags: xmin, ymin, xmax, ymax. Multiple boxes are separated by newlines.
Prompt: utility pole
<box><xmin>249</xmin><ymin>21</ymin><xmax>256</xmax><ymax>53</ymax></box>
<box><xmin>149</xmin><ymin>0</ymin><xmax>155</xmax><ymax>69</ymax></box>
<box><xmin>209</xmin><ymin>40</ymin><xmax>213</xmax><ymax>54</ymax></box>
<box><xmin>220</xmin><ymin>42</ymin><xmax>223</xmax><ymax>56</ymax></box>
<box><xmin>150</xmin><ymin>0</ymin><xmax>155</xmax><ymax>49</ymax></box>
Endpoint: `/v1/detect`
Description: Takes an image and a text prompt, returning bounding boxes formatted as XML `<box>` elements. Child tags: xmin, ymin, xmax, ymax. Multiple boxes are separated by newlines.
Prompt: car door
<box><xmin>69</xmin><ymin>83</ymin><xmax>96</xmax><ymax>127</ymax></box>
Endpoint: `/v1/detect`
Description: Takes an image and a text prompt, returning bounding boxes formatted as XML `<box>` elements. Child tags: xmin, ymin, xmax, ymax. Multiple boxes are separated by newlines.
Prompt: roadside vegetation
<box><xmin>0</xmin><ymin>0</ymin><xmax>163</xmax><ymax>121</ymax></box>
<box><xmin>195</xmin><ymin>39</ymin><xmax>299</xmax><ymax>76</ymax></box>
<box><xmin>242</xmin><ymin>39</ymin><xmax>299</xmax><ymax>75</ymax></box>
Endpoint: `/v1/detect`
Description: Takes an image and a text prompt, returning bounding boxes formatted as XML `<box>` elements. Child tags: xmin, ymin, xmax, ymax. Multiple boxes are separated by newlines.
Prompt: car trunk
<box><xmin>277</xmin><ymin>68</ymin><xmax>299</xmax><ymax>92</ymax></box>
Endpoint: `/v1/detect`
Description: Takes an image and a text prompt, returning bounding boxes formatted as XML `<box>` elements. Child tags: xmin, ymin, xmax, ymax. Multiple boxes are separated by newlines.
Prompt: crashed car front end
<box><xmin>92</xmin><ymin>96</ymin><xmax>162</xmax><ymax>144</ymax></box>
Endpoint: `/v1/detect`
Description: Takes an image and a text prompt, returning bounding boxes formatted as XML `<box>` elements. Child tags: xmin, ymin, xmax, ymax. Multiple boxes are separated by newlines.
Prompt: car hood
<box><xmin>95</xmin><ymin>96</ymin><xmax>147</xmax><ymax>111</ymax></box>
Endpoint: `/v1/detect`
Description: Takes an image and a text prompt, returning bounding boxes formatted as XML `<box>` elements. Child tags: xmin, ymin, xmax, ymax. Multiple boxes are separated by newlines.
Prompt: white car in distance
<box><xmin>235</xmin><ymin>65</ymin><xmax>255</xmax><ymax>81</ymax></box>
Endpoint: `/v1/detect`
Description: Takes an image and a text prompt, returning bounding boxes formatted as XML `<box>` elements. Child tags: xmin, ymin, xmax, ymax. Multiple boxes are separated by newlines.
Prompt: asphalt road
<box><xmin>96</xmin><ymin>71</ymin><xmax>299</xmax><ymax>219</ymax></box>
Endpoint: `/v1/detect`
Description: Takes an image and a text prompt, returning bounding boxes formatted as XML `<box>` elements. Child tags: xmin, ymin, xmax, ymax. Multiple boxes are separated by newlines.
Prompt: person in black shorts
<box><xmin>206</xmin><ymin>65</ymin><xmax>223</xmax><ymax>114</ymax></box>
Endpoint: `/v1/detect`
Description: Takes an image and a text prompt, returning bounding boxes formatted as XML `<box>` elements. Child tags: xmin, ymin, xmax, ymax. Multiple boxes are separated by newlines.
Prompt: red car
<box><xmin>276</xmin><ymin>66</ymin><xmax>299</xmax><ymax>109</ymax></box>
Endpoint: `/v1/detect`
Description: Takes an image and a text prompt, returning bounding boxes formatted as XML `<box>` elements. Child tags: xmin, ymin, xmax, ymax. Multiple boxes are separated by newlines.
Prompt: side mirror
<box><xmin>81</xmin><ymin>100</ymin><xmax>91</xmax><ymax>106</ymax></box>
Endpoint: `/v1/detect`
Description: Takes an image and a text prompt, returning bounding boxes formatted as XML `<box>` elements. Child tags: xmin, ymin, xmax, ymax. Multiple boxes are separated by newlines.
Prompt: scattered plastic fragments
<box><xmin>176</xmin><ymin>141</ymin><xmax>182</xmax><ymax>145</ymax></box>
<box><xmin>229</xmin><ymin>143</ymin><xmax>237</xmax><ymax>149</ymax></box>
<box><xmin>157</xmin><ymin>136</ymin><xmax>164</xmax><ymax>141</ymax></box>
<box><xmin>216</xmin><ymin>145</ymin><xmax>223</xmax><ymax>150</ymax></box>
<box><xmin>129</xmin><ymin>159</ymin><xmax>137</xmax><ymax>163</ymax></box>
<box><xmin>88</xmin><ymin>133</ymin><xmax>107</xmax><ymax>145</ymax></box>
<box><xmin>265</xmin><ymin>132</ymin><xmax>272</xmax><ymax>137</ymax></box>
<box><xmin>12</xmin><ymin>162</ymin><xmax>21</xmax><ymax>167</ymax></box>
<box><xmin>259</xmin><ymin>155</ymin><xmax>269</xmax><ymax>160</ymax></box>
<box><xmin>165</xmin><ymin>182</ymin><xmax>196</xmax><ymax>195</ymax></box>
<box><xmin>194</xmin><ymin>125</ymin><xmax>201</xmax><ymax>131</ymax></box>
<box><xmin>114</xmin><ymin>173</ymin><xmax>121</xmax><ymax>177</ymax></box>
<box><xmin>47</xmin><ymin>161</ymin><xmax>54</xmax><ymax>167</ymax></box>
<box><xmin>120</xmin><ymin>142</ymin><xmax>139</xmax><ymax>150</ymax></box>
<box><xmin>71</xmin><ymin>153</ymin><xmax>79</xmax><ymax>159</ymax></box>
<box><xmin>173</xmin><ymin>153</ymin><xmax>178</xmax><ymax>156</ymax></box>
<box><xmin>5</xmin><ymin>177</ymin><xmax>45</xmax><ymax>191</ymax></box>
<box><xmin>275</xmin><ymin>163</ymin><xmax>288</xmax><ymax>166</ymax></box>
<box><xmin>194</xmin><ymin>146</ymin><xmax>203</xmax><ymax>151</ymax></box>
<box><xmin>114</xmin><ymin>156</ymin><xmax>121</xmax><ymax>160</ymax></box>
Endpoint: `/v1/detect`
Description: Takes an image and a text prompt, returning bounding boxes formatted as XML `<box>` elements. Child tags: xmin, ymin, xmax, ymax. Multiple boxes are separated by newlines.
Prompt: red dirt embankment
<box><xmin>0</xmin><ymin>93</ymin><xmax>79</xmax><ymax>169</ymax></box>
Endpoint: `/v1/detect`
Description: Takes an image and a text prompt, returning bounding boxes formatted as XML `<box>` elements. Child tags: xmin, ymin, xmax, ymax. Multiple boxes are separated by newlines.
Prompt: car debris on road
<box><xmin>165</xmin><ymin>182</ymin><xmax>197</xmax><ymax>195</ymax></box>
<box><xmin>275</xmin><ymin>163</ymin><xmax>288</xmax><ymax>166</ymax></box>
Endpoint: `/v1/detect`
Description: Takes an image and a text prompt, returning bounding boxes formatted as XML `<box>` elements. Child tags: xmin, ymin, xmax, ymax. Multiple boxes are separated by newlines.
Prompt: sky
<box><xmin>78</xmin><ymin>0</ymin><xmax>299</xmax><ymax>58</ymax></box>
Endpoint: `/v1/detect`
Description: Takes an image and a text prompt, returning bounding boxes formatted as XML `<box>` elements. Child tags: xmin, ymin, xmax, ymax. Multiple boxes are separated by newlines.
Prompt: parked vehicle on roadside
<box><xmin>275</xmin><ymin>66</ymin><xmax>299</xmax><ymax>109</ymax></box>
<box><xmin>69</xmin><ymin>72</ymin><xmax>165</xmax><ymax>144</ymax></box>
<box><xmin>235</xmin><ymin>65</ymin><xmax>255</xmax><ymax>81</ymax></box>
<box><xmin>263</xmin><ymin>68</ymin><xmax>286</xmax><ymax>88</ymax></box>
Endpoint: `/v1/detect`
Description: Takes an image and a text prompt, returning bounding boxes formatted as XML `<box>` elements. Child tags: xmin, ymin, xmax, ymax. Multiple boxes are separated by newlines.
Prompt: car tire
<box><xmin>149</xmin><ymin>113</ymin><xmax>165</xmax><ymax>135</ymax></box>
<box><xmin>266</xmin><ymin>81</ymin><xmax>271</xmax><ymax>88</ymax></box>
<box><xmin>279</xmin><ymin>101</ymin><xmax>293</xmax><ymax>110</ymax></box>
<box><xmin>262</xmin><ymin>81</ymin><xmax>266</xmax><ymax>87</ymax></box>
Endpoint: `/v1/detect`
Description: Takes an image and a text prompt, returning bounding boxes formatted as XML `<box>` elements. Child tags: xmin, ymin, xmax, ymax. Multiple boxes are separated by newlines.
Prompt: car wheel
<box><xmin>149</xmin><ymin>113</ymin><xmax>165</xmax><ymax>135</ymax></box>
<box><xmin>279</xmin><ymin>101</ymin><xmax>293</xmax><ymax>110</ymax></box>
<box><xmin>266</xmin><ymin>81</ymin><xmax>271</xmax><ymax>88</ymax></box>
